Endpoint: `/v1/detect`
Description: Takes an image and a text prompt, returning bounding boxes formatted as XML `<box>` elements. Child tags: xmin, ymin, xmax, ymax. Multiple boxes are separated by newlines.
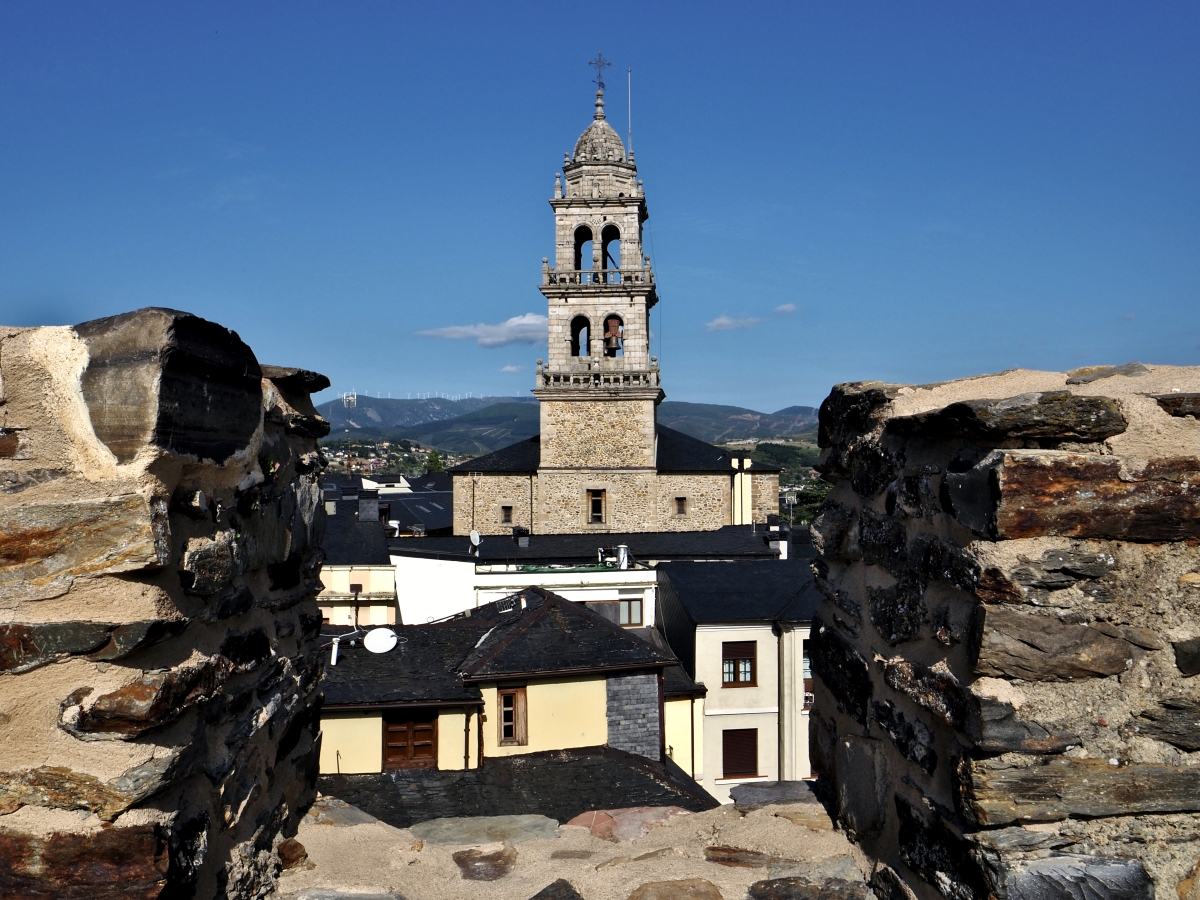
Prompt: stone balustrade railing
<box><xmin>541</xmin><ymin>267</ymin><xmax>653</xmax><ymax>286</ymax></box>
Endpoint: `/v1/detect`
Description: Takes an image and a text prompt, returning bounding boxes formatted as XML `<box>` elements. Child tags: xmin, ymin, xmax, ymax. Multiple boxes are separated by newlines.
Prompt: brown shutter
<box><xmin>722</xmin><ymin>728</ymin><xmax>758</xmax><ymax>779</ymax></box>
<box><xmin>383</xmin><ymin>711</ymin><xmax>438</xmax><ymax>769</ymax></box>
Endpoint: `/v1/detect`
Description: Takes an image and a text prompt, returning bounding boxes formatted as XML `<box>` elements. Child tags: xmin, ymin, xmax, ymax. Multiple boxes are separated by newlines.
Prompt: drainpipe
<box><xmin>464</xmin><ymin>708</ymin><xmax>470</xmax><ymax>770</ymax></box>
<box><xmin>689</xmin><ymin>695</ymin><xmax>696</xmax><ymax>779</ymax></box>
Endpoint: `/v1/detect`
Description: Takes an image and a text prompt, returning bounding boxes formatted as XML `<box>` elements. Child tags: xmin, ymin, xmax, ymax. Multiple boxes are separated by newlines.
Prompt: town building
<box><xmin>317</xmin><ymin>487</ymin><xmax>398</xmax><ymax>626</ymax></box>
<box><xmin>449</xmin><ymin>88</ymin><xmax>779</xmax><ymax>535</ymax></box>
<box><xmin>656</xmin><ymin>557</ymin><xmax>820</xmax><ymax>802</ymax></box>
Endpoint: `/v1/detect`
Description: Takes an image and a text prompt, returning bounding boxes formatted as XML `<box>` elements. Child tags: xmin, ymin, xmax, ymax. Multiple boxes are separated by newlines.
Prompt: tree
<box><xmin>425</xmin><ymin>449</ymin><xmax>444</xmax><ymax>473</ymax></box>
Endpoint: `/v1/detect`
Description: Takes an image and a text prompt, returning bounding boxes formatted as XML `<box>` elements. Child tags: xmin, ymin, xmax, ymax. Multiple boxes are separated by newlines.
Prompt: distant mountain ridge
<box><xmin>318</xmin><ymin>395</ymin><xmax>818</xmax><ymax>454</ymax></box>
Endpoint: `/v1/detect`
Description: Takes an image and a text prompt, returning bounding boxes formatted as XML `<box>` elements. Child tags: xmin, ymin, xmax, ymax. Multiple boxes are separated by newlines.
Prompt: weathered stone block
<box><xmin>0</xmin><ymin>822</ymin><xmax>168</xmax><ymax>899</ymax></box>
<box><xmin>0</xmin><ymin>619</ymin><xmax>183</xmax><ymax>674</ymax></box>
<box><xmin>946</xmin><ymin>451</ymin><xmax>1200</xmax><ymax>542</ymax></box>
<box><xmin>886</xmin><ymin>391</ymin><xmax>1127</xmax><ymax>442</ymax></box>
<box><xmin>1174</xmin><ymin>639</ymin><xmax>1200</xmax><ymax>676</ymax></box>
<box><xmin>1134</xmin><ymin>698</ymin><xmax>1200</xmax><ymax>751</ymax></box>
<box><xmin>959</xmin><ymin>757</ymin><xmax>1200</xmax><ymax>826</ymax></box>
<box><xmin>452</xmin><ymin>843</ymin><xmax>518</xmax><ymax>881</ymax></box>
<box><xmin>970</xmin><ymin>698</ymin><xmax>1079</xmax><ymax>754</ymax></box>
<box><xmin>871</xmin><ymin>701</ymin><xmax>937</xmax><ymax>774</ymax></box>
<box><xmin>881</xmin><ymin>658</ymin><xmax>971</xmax><ymax>730</ymax></box>
<box><xmin>809</xmin><ymin>617</ymin><xmax>872</xmax><ymax>725</ymax></box>
<box><xmin>0</xmin><ymin>495</ymin><xmax>169</xmax><ymax>602</ymax></box>
<box><xmin>974</xmin><ymin>605</ymin><xmax>1134</xmax><ymax>682</ymax></box>
<box><xmin>835</xmin><ymin>735</ymin><xmax>888</xmax><ymax>839</ymax></box>
<box><xmin>746</xmin><ymin>877</ymin><xmax>871</xmax><ymax>900</ymax></box>
<box><xmin>74</xmin><ymin>307</ymin><xmax>262</xmax><ymax>464</ymax></box>
<box><xmin>995</xmin><ymin>853</ymin><xmax>1153</xmax><ymax>900</ymax></box>
<box><xmin>893</xmin><ymin>794</ymin><xmax>988</xmax><ymax>900</ymax></box>
<box><xmin>868</xmin><ymin>577</ymin><xmax>925</xmax><ymax>645</ymax></box>
<box><xmin>1152</xmin><ymin>392</ymin><xmax>1200</xmax><ymax>419</ymax></box>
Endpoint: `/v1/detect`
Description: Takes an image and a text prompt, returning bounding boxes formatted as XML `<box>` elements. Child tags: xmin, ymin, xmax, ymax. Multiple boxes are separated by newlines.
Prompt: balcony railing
<box><xmin>542</xmin><ymin>267</ymin><xmax>654</xmax><ymax>286</ymax></box>
<box><xmin>537</xmin><ymin>369</ymin><xmax>661</xmax><ymax>390</ymax></box>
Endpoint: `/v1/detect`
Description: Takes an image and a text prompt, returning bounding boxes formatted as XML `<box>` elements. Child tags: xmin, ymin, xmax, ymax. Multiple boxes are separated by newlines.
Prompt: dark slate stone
<box><xmin>882</xmin><ymin>658</ymin><xmax>971</xmax><ymax>730</ymax></box>
<box><xmin>977</xmin><ymin>548</ymin><xmax>1117</xmax><ymax>605</ymax></box>
<box><xmin>868</xmin><ymin>577</ymin><xmax>926</xmax><ymax>645</ymax></box>
<box><xmin>868</xmin><ymin>866</ymin><xmax>913</xmax><ymax>900</ymax></box>
<box><xmin>1151</xmin><ymin>392</ymin><xmax>1200</xmax><ymax>419</ymax></box>
<box><xmin>907</xmin><ymin>534</ymin><xmax>978</xmax><ymax>592</ymax></box>
<box><xmin>835</xmin><ymin>736</ymin><xmax>888</xmax><ymax>840</ymax></box>
<box><xmin>1173</xmin><ymin>639</ymin><xmax>1200</xmax><ymax>676</ymax></box>
<box><xmin>0</xmin><ymin>822</ymin><xmax>168</xmax><ymax>899</ymax></box>
<box><xmin>746</xmin><ymin>877</ymin><xmax>871</xmax><ymax>900</ymax></box>
<box><xmin>729</xmin><ymin>781</ymin><xmax>819</xmax><ymax>812</ymax></box>
<box><xmin>606</xmin><ymin>672</ymin><xmax>661</xmax><ymax>759</ymax></box>
<box><xmin>886</xmin><ymin>391</ymin><xmax>1127</xmax><ymax>442</ymax></box>
<box><xmin>74</xmin><ymin>307</ymin><xmax>262</xmax><ymax>464</ymax></box>
<box><xmin>960</xmin><ymin>757</ymin><xmax>1200</xmax><ymax>826</ymax></box>
<box><xmin>1065</xmin><ymin>361</ymin><xmax>1150</xmax><ymax>384</ymax></box>
<box><xmin>871</xmin><ymin>701</ymin><xmax>937</xmax><ymax>774</ymax></box>
<box><xmin>971</xmin><ymin>699</ymin><xmax>1079</xmax><ymax>754</ymax></box>
<box><xmin>818</xmin><ymin>382</ymin><xmax>903</xmax><ymax>450</ymax></box>
<box><xmin>997</xmin><ymin>853</ymin><xmax>1153</xmax><ymax>900</ymax></box>
<box><xmin>1134</xmin><ymin>698</ymin><xmax>1200</xmax><ymax>750</ymax></box>
<box><xmin>894</xmin><ymin>795</ymin><xmax>989</xmax><ymax>900</ymax></box>
<box><xmin>453</xmin><ymin>844</ymin><xmax>517</xmax><ymax>881</ymax></box>
<box><xmin>530</xmin><ymin>879</ymin><xmax>584</xmax><ymax>900</ymax></box>
<box><xmin>0</xmin><ymin>620</ymin><xmax>184</xmax><ymax>675</ymax></box>
<box><xmin>857</xmin><ymin>509</ymin><xmax>907</xmax><ymax>577</ymax></box>
<box><xmin>809</xmin><ymin>616</ymin><xmax>872</xmax><ymax>725</ymax></box>
<box><xmin>845</xmin><ymin>441</ymin><xmax>903</xmax><ymax>499</ymax></box>
<box><xmin>886</xmin><ymin>474</ymin><xmax>930</xmax><ymax>519</ymax></box>
<box><xmin>317</xmin><ymin>745</ymin><xmax>717</xmax><ymax>829</ymax></box>
<box><xmin>975</xmin><ymin>606</ymin><xmax>1133</xmax><ymax>682</ymax></box>
<box><xmin>810</xmin><ymin>502</ymin><xmax>860</xmax><ymax>562</ymax></box>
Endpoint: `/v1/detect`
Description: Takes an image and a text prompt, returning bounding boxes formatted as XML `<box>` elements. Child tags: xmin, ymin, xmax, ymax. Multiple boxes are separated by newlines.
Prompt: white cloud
<box><xmin>706</xmin><ymin>314</ymin><xmax>763</xmax><ymax>333</ymax></box>
<box><xmin>418</xmin><ymin>313</ymin><xmax>548</xmax><ymax>347</ymax></box>
<box><xmin>499</xmin><ymin>364</ymin><xmax>523</xmax><ymax>373</ymax></box>
<box><xmin>775</xmin><ymin>303</ymin><xmax>796</xmax><ymax>314</ymax></box>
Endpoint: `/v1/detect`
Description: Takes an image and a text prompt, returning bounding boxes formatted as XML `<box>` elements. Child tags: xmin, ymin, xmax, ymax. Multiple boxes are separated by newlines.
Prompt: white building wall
<box><xmin>392</xmin><ymin>555</ymin><xmax>477</xmax><ymax>624</ymax></box>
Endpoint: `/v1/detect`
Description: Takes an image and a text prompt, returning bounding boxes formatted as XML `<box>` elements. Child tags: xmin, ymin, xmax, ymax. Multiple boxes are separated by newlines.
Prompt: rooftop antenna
<box><xmin>588</xmin><ymin>52</ymin><xmax>611</xmax><ymax>91</ymax></box>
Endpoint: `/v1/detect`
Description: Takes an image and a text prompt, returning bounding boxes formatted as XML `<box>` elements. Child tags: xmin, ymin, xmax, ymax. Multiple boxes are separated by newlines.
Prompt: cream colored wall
<box><xmin>319</xmin><ymin>714</ymin><xmax>382</xmax><ymax>774</ymax></box>
<box><xmin>778</xmin><ymin>625</ymin><xmax>812</xmax><ymax>780</ymax></box>
<box><xmin>436</xmin><ymin>708</ymin><xmax>481</xmax><ymax>771</ymax></box>
<box><xmin>318</xmin><ymin>602</ymin><xmax>396</xmax><ymax>626</ymax></box>
<box><xmin>480</xmin><ymin>676</ymin><xmax>608</xmax><ymax>757</ymax></box>
<box><xmin>695</xmin><ymin>623</ymin><xmax>780</xmax><ymax>803</ymax></box>
<box><xmin>319</xmin><ymin>565</ymin><xmax>396</xmax><ymax>596</ymax></box>
<box><xmin>664</xmin><ymin>696</ymin><xmax>705</xmax><ymax>779</ymax></box>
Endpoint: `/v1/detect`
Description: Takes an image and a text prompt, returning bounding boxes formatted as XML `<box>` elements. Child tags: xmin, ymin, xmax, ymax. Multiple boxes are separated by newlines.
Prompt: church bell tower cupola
<box><xmin>537</xmin><ymin>86</ymin><xmax>659</xmax><ymax>389</ymax></box>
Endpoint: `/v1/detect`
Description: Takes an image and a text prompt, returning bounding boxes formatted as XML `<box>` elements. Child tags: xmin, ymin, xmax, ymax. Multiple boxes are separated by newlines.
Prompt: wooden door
<box><xmin>383</xmin><ymin>710</ymin><xmax>438</xmax><ymax>769</ymax></box>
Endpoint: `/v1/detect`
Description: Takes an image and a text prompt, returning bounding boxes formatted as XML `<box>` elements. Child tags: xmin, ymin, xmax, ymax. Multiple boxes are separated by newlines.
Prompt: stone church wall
<box><xmin>808</xmin><ymin>366</ymin><xmax>1200</xmax><ymax>899</ymax></box>
<box><xmin>537</xmin><ymin>469</ymin><xmax>660</xmax><ymax>533</ymax></box>
<box><xmin>451</xmin><ymin>473</ymin><xmax>536</xmax><ymax>536</ymax></box>
<box><xmin>0</xmin><ymin>309</ymin><xmax>327</xmax><ymax>899</ymax></box>
<box><xmin>655</xmin><ymin>473</ymin><xmax>731</xmax><ymax>531</ymax></box>
<box><xmin>751</xmin><ymin>470</ymin><xmax>780</xmax><ymax>523</ymax></box>
<box><xmin>539</xmin><ymin>397</ymin><xmax>656</xmax><ymax>469</ymax></box>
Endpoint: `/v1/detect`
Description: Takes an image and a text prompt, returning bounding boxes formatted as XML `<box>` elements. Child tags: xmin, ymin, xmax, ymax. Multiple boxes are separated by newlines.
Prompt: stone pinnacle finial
<box><xmin>594</xmin><ymin>89</ymin><xmax>606</xmax><ymax>121</ymax></box>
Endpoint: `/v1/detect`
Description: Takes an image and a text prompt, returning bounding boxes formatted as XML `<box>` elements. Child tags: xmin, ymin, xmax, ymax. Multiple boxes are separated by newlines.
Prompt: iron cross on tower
<box><xmin>588</xmin><ymin>52</ymin><xmax>611</xmax><ymax>91</ymax></box>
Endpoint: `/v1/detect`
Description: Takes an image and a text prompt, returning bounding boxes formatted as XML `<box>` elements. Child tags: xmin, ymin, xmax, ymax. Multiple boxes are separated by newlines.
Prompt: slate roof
<box><xmin>382</xmin><ymin>492</ymin><xmax>453</xmax><ymax>535</ymax></box>
<box><xmin>446</xmin><ymin>426</ymin><xmax>781</xmax><ymax>475</ymax></box>
<box><xmin>458</xmin><ymin>587</ymin><xmax>675</xmax><ymax>680</ymax></box>
<box><xmin>447</xmin><ymin>436</ymin><xmax>540</xmax><ymax>473</ymax></box>
<box><xmin>657</xmin><ymin>557</ymin><xmax>819</xmax><ymax>625</ymax></box>
<box><xmin>388</xmin><ymin>524</ymin><xmax>791</xmax><ymax>565</ymax></box>
<box><xmin>629</xmin><ymin>627</ymin><xmax>707</xmax><ymax>698</ymax></box>
<box><xmin>319</xmin><ymin>622</ymin><xmax>487</xmax><ymax>707</ymax></box>
<box><xmin>322</xmin><ymin>499</ymin><xmax>392</xmax><ymax>566</ymax></box>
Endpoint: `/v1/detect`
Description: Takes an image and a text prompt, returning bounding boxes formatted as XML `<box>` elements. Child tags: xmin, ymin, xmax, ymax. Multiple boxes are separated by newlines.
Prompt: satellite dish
<box><xmin>363</xmin><ymin>628</ymin><xmax>398</xmax><ymax>654</ymax></box>
<box><xmin>470</xmin><ymin>530</ymin><xmax>481</xmax><ymax>546</ymax></box>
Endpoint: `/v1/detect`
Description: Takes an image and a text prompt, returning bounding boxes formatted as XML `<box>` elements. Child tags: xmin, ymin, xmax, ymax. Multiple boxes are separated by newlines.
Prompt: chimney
<box><xmin>358</xmin><ymin>488</ymin><xmax>379</xmax><ymax>521</ymax></box>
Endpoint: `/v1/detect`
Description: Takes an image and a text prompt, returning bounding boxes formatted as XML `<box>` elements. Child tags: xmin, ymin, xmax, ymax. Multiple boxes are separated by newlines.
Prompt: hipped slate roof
<box><xmin>322</xmin><ymin>587</ymin><xmax>673</xmax><ymax>707</ymax></box>
<box><xmin>447</xmin><ymin>426</ymin><xmax>781</xmax><ymax>475</ymax></box>
<box><xmin>628</xmin><ymin>627</ymin><xmax>707</xmax><ymax>698</ymax></box>
<box><xmin>320</xmin><ymin>622</ymin><xmax>487</xmax><ymax>706</ymax></box>
<box><xmin>658</xmin><ymin>557</ymin><xmax>820</xmax><ymax>625</ymax></box>
<box><xmin>388</xmin><ymin>524</ymin><xmax>787</xmax><ymax>565</ymax></box>
<box><xmin>459</xmin><ymin>587</ymin><xmax>674</xmax><ymax>680</ymax></box>
<box><xmin>322</xmin><ymin>499</ymin><xmax>392</xmax><ymax>566</ymax></box>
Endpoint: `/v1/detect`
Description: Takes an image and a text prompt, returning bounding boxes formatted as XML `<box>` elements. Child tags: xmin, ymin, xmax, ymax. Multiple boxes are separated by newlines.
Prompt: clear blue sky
<box><xmin>2</xmin><ymin>3</ymin><xmax>1197</xmax><ymax>410</ymax></box>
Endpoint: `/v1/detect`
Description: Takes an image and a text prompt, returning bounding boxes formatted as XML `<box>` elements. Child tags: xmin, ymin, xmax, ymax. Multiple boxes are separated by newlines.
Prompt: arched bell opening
<box><xmin>603</xmin><ymin>314</ymin><xmax>624</xmax><ymax>358</ymax></box>
<box><xmin>573</xmin><ymin>225</ymin><xmax>594</xmax><ymax>277</ymax></box>
<box><xmin>601</xmin><ymin>224</ymin><xmax>621</xmax><ymax>280</ymax></box>
<box><xmin>570</xmin><ymin>316</ymin><xmax>591</xmax><ymax>357</ymax></box>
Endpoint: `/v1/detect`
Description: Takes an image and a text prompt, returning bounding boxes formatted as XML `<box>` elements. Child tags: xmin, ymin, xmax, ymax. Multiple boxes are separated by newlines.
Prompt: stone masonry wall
<box><xmin>606</xmin><ymin>671</ymin><xmax>662</xmax><ymax>760</ymax></box>
<box><xmin>751</xmin><ymin>470</ymin><xmax>780</xmax><ymax>524</ymax></box>
<box><xmin>809</xmin><ymin>365</ymin><xmax>1200</xmax><ymax>900</ymax></box>
<box><xmin>452</xmin><ymin>472</ymin><xmax>535</xmax><ymax>536</ymax></box>
<box><xmin>0</xmin><ymin>308</ymin><xmax>327</xmax><ymax>899</ymax></box>
<box><xmin>655</xmin><ymin>473</ymin><xmax>731</xmax><ymax>532</ymax></box>
<box><xmin>539</xmin><ymin>397</ymin><xmax>656</xmax><ymax>469</ymax></box>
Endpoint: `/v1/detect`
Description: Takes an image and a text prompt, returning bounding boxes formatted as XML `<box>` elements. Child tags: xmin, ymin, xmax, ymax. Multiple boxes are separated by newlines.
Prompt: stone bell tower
<box><xmin>533</xmin><ymin>86</ymin><xmax>663</xmax><ymax>529</ymax></box>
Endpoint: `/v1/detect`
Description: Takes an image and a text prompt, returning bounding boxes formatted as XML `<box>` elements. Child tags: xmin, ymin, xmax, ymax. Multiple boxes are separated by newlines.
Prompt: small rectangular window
<box><xmin>722</xmin><ymin>641</ymin><xmax>757</xmax><ymax>687</ymax></box>
<box><xmin>349</xmin><ymin>583</ymin><xmax>363</xmax><ymax>594</ymax></box>
<box><xmin>675</xmin><ymin>496</ymin><xmax>687</xmax><ymax>516</ymax></box>
<box><xmin>588</xmin><ymin>489</ymin><xmax>606</xmax><ymax>524</ymax></box>
<box><xmin>497</xmin><ymin>687</ymin><xmax>527</xmax><ymax>746</ymax></box>
<box><xmin>501</xmin><ymin>505</ymin><xmax>513</xmax><ymax>524</ymax></box>
<box><xmin>722</xmin><ymin>728</ymin><xmax>758</xmax><ymax>779</ymax></box>
<box><xmin>619</xmin><ymin>598</ymin><xmax>643</xmax><ymax>626</ymax></box>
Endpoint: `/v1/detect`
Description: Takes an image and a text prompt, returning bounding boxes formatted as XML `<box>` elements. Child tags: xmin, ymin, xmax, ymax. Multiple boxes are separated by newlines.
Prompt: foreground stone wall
<box><xmin>808</xmin><ymin>364</ymin><xmax>1200</xmax><ymax>899</ymax></box>
<box><xmin>0</xmin><ymin>308</ymin><xmax>328</xmax><ymax>899</ymax></box>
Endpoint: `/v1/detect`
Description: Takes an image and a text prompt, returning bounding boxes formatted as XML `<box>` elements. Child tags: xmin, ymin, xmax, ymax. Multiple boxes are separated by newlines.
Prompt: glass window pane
<box><xmin>739</xmin><ymin>659</ymin><xmax>752</xmax><ymax>682</ymax></box>
<box><xmin>619</xmin><ymin>601</ymin><xmax>630</xmax><ymax>625</ymax></box>
<box><xmin>630</xmin><ymin>600</ymin><xmax>642</xmax><ymax>624</ymax></box>
<box><xmin>723</xmin><ymin>660</ymin><xmax>734</xmax><ymax>682</ymax></box>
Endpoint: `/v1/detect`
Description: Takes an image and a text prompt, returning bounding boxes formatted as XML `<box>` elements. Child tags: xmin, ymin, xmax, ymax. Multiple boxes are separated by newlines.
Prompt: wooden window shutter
<box><xmin>722</xmin><ymin>728</ymin><xmax>758</xmax><ymax>779</ymax></box>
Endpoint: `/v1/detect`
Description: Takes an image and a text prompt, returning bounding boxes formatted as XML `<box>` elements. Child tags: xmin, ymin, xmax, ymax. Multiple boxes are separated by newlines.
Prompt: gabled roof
<box><xmin>628</xmin><ymin>627</ymin><xmax>706</xmax><ymax>698</ymax></box>
<box><xmin>658</xmin><ymin>557</ymin><xmax>819</xmax><ymax>625</ymax></box>
<box><xmin>320</xmin><ymin>622</ymin><xmax>487</xmax><ymax>706</ymax></box>
<box><xmin>445</xmin><ymin>425</ymin><xmax>781</xmax><ymax>475</ymax></box>
<box><xmin>458</xmin><ymin>587</ymin><xmax>674</xmax><ymax>680</ymax></box>
<box><xmin>322</xmin><ymin>498</ymin><xmax>392</xmax><ymax>566</ymax></box>
<box><xmin>447</xmin><ymin>436</ymin><xmax>540</xmax><ymax>474</ymax></box>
